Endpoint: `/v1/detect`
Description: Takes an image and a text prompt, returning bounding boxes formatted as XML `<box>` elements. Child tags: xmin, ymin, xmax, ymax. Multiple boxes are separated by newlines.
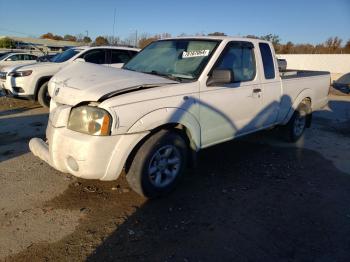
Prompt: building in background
<box><xmin>0</xmin><ymin>36</ymin><xmax>85</xmax><ymax>55</ymax></box>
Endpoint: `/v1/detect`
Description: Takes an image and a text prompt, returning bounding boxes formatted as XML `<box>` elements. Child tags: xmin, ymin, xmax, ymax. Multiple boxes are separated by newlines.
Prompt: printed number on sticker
<box><xmin>182</xmin><ymin>50</ymin><xmax>210</xmax><ymax>58</ymax></box>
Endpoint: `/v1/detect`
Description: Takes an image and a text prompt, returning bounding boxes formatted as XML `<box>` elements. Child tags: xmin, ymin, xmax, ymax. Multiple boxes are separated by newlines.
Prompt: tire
<box><xmin>37</xmin><ymin>82</ymin><xmax>51</xmax><ymax>108</ymax></box>
<box><xmin>126</xmin><ymin>130</ymin><xmax>188</xmax><ymax>198</ymax></box>
<box><xmin>283</xmin><ymin>101</ymin><xmax>311</xmax><ymax>142</ymax></box>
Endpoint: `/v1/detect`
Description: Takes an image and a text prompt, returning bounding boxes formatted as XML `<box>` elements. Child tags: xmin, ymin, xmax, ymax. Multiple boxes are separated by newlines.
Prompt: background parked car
<box><xmin>0</xmin><ymin>53</ymin><xmax>37</xmax><ymax>70</ymax></box>
<box><xmin>36</xmin><ymin>54</ymin><xmax>58</xmax><ymax>62</ymax></box>
<box><xmin>0</xmin><ymin>46</ymin><xmax>140</xmax><ymax>107</ymax></box>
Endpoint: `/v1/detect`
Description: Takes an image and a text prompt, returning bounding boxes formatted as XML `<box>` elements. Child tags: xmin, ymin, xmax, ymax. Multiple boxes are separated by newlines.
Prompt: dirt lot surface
<box><xmin>0</xmin><ymin>94</ymin><xmax>350</xmax><ymax>262</ymax></box>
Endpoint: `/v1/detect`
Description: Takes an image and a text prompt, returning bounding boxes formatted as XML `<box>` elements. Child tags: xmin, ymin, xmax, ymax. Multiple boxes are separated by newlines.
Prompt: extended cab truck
<box><xmin>29</xmin><ymin>37</ymin><xmax>330</xmax><ymax>198</ymax></box>
<box><xmin>0</xmin><ymin>46</ymin><xmax>139</xmax><ymax>107</ymax></box>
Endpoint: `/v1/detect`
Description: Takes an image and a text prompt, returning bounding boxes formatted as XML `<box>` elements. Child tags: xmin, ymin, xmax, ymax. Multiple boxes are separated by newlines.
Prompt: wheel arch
<box><xmin>282</xmin><ymin>89</ymin><xmax>313</xmax><ymax>125</ymax></box>
<box><xmin>34</xmin><ymin>76</ymin><xmax>52</xmax><ymax>100</ymax></box>
<box><xmin>127</xmin><ymin>107</ymin><xmax>201</xmax><ymax>151</ymax></box>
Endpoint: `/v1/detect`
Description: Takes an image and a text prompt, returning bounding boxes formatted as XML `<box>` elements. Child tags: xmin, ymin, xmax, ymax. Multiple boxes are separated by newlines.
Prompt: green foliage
<box><xmin>94</xmin><ymin>36</ymin><xmax>109</xmax><ymax>46</ymax></box>
<box><xmin>83</xmin><ymin>36</ymin><xmax>92</xmax><ymax>43</ymax></box>
<box><xmin>40</xmin><ymin>32</ymin><xmax>54</xmax><ymax>39</ymax></box>
<box><xmin>0</xmin><ymin>37</ymin><xmax>16</xmax><ymax>48</ymax></box>
<box><xmin>63</xmin><ymin>34</ymin><xmax>77</xmax><ymax>42</ymax></box>
<box><xmin>260</xmin><ymin>34</ymin><xmax>281</xmax><ymax>46</ymax></box>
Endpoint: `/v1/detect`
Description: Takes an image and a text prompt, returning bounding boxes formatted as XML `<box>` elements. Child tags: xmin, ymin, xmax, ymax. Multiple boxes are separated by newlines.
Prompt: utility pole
<box><xmin>135</xmin><ymin>30</ymin><xmax>138</xmax><ymax>47</ymax></box>
<box><xmin>113</xmin><ymin>8</ymin><xmax>117</xmax><ymax>38</ymax></box>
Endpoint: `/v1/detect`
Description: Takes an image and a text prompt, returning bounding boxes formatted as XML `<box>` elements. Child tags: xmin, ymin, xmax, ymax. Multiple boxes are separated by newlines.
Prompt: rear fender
<box><xmin>281</xmin><ymin>89</ymin><xmax>313</xmax><ymax>125</ymax></box>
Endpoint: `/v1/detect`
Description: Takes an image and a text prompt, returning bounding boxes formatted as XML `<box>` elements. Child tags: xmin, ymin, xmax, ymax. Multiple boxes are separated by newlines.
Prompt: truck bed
<box><xmin>280</xmin><ymin>69</ymin><xmax>330</xmax><ymax>79</ymax></box>
<box><xmin>277</xmin><ymin>69</ymin><xmax>330</xmax><ymax>121</ymax></box>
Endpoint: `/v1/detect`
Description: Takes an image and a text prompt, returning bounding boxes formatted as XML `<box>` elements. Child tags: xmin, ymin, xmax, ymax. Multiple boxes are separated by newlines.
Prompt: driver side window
<box><xmin>216</xmin><ymin>42</ymin><xmax>256</xmax><ymax>82</ymax></box>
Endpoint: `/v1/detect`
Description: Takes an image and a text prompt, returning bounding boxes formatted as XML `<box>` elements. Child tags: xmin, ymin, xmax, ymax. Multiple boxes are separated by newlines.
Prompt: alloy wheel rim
<box><xmin>148</xmin><ymin>145</ymin><xmax>181</xmax><ymax>188</ymax></box>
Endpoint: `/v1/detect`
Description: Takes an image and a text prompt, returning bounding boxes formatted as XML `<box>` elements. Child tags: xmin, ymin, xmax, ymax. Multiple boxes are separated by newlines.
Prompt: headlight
<box><xmin>67</xmin><ymin>106</ymin><xmax>112</xmax><ymax>136</ymax></box>
<box><xmin>8</xmin><ymin>70</ymin><xmax>32</xmax><ymax>77</ymax></box>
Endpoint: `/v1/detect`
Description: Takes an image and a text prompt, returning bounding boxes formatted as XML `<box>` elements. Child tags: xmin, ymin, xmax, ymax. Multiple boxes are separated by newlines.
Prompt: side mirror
<box><xmin>207</xmin><ymin>69</ymin><xmax>234</xmax><ymax>86</ymax></box>
<box><xmin>5</xmin><ymin>58</ymin><xmax>13</xmax><ymax>61</ymax></box>
<box><xmin>74</xmin><ymin>58</ymin><xmax>85</xmax><ymax>63</ymax></box>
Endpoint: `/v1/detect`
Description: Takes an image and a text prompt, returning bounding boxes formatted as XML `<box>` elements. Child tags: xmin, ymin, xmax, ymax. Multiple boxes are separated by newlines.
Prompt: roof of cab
<box><xmin>159</xmin><ymin>36</ymin><xmax>272</xmax><ymax>45</ymax></box>
<box><xmin>72</xmin><ymin>46</ymin><xmax>140</xmax><ymax>52</ymax></box>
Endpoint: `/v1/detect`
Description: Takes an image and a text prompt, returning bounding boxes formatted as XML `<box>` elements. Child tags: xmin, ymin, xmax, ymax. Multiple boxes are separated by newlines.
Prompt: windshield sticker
<box><xmin>182</xmin><ymin>49</ymin><xmax>210</xmax><ymax>58</ymax></box>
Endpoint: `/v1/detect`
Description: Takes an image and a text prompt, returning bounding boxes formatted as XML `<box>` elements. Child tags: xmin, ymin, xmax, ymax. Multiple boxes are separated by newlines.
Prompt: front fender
<box><xmin>127</xmin><ymin>107</ymin><xmax>201</xmax><ymax>150</ymax></box>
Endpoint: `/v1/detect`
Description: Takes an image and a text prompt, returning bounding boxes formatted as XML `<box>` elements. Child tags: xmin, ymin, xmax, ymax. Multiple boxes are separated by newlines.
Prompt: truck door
<box><xmin>255</xmin><ymin>42</ymin><xmax>281</xmax><ymax>127</ymax></box>
<box><xmin>199</xmin><ymin>41</ymin><xmax>263</xmax><ymax>147</ymax></box>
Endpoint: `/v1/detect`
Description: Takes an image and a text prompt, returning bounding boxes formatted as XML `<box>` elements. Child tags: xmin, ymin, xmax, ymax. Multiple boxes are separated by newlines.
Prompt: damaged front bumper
<box><xmin>29</xmin><ymin>121</ymin><xmax>149</xmax><ymax>181</ymax></box>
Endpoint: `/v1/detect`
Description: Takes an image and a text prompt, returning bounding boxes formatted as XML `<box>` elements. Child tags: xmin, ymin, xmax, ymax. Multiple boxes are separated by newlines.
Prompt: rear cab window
<box><xmin>259</xmin><ymin>43</ymin><xmax>275</xmax><ymax>79</ymax></box>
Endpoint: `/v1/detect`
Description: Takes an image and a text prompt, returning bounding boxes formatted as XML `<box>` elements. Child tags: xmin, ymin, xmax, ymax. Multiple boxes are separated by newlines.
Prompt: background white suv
<box><xmin>0</xmin><ymin>52</ymin><xmax>38</xmax><ymax>70</ymax></box>
<box><xmin>0</xmin><ymin>46</ymin><xmax>139</xmax><ymax>107</ymax></box>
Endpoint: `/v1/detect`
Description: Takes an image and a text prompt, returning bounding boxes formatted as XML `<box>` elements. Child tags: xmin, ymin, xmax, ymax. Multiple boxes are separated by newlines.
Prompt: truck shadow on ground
<box><xmin>85</xmin><ymin>139</ymin><xmax>350</xmax><ymax>262</ymax></box>
<box><xmin>85</xmin><ymin>97</ymin><xmax>350</xmax><ymax>261</ymax></box>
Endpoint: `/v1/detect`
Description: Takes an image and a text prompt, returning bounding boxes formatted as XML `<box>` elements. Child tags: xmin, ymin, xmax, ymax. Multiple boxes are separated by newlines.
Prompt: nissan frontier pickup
<box><xmin>29</xmin><ymin>36</ymin><xmax>330</xmax><ymax>197</ymax></box>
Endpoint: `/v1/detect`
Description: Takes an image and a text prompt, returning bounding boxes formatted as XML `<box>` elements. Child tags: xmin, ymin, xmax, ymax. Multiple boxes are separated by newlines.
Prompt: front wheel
<box><xmin>37</xmin><ymin>82</ymin><xmax>51</xmax><ymax>108</ymax></box>
<box><xmin>126</xmin><ymin>130</ymin><xmax>188</xmax><ymax>198</ymax></box>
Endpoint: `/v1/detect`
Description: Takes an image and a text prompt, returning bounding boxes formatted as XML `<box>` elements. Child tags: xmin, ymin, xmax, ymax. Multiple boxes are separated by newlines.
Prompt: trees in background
<box><xmin>137</xmin><ymin>33</ymin><xmax>172</xmax><ymax>48</ymax></box>
<box><xmin>244</xmin><ymin>35</ymin><xmax>349</xmax><ymax>54</ymax></box>
<box><xmin>63</xmin><ymin>34</ymin><xmax>77</xmax><ymax>42</ymax></box>
<box><xmin>27</xmin><ymin>32</ymin><xmax>350</xmax><ymax>54</ymax></box>
<box><xmin>0</xmin><ymin>37</ymin><xmax>16</xmax><ymax>48</ymax></box>
<box><xmin>94</xmin><ymin>36</ymin><xmax>109</xmax><ymax>46</ymax></box>
<box><xmin>40</xmin><ymin>32</ymin><xmax>91</xmax><ymax>43</ymax></box>
<box><xmin>208</xmin><ymin>32</ymin><xmax>226</xmax><ymax>36</ymax></box>
<box><xmin>277</xmin><ymin>37</ymin><xmax>349</xmax><ymax>54</ymax></box>
<box><xmin>344</xmin><ymin>40</ymin><xmax>350</xmax><ymax>53</ymax></box>
<box><xmin>40</xmin><ymin>32</ymin><xmax>63</xmax><ymax>40</ymax></box>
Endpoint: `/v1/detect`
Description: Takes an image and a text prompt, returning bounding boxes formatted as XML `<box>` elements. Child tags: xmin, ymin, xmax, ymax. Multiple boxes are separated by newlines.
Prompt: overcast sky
<box><xmin>0</xmin><ymin>0</ymin><xmax>349</xmax><ymax>44</ymax></box>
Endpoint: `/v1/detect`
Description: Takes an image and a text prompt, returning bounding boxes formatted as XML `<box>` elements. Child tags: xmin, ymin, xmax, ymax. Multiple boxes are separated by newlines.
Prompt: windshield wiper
<box><xmin>146</xmin><ymin>70</ymin><xmax>184</xmax><ymax>82</ymax></box>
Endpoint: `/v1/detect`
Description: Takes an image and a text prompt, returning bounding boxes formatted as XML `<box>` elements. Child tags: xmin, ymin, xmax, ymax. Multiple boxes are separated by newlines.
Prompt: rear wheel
<box><xmin>283</xmin><ymin>101</ymin><xmax>311</xmax><ymax>142</ymax></box>
<box><xmin>126</xmin><ymin>130</ymin><xmax>188</xmax><ymax>198</ymax></box>
<box><xmin>37</xmin><ymin>82</ymin><xmax>51</xmax><ymax>108</ymax></box>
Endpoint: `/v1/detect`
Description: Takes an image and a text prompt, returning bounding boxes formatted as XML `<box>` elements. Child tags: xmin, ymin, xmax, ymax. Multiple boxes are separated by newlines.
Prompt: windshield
<box><xmin>123</xmin><ymin>39</ymin><xmax>220</xmax><ymax>81</ymax></box>
<box><xmin>51</xmin><ymin>48</ymin><xmax>81</xmax><ymax>63</ymax></box>
<box><xmin>0</xmin><ymin>53</ymin><xmax>10</xmax><ymax>60</ymax></box>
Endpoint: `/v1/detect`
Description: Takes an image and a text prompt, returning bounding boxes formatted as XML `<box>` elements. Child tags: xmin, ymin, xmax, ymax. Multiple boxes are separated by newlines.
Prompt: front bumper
<box><xmin>1</xmin><ymin>87</ymin><xmax>34</xmax><ymax>100</ymax></box>
<box><xmin>1</xmin><ymin>75</ymin><xmax>35</xmax><ymax>97</ymax></box>
<box><xmin>29</xmin><ymin>121</ymin><xmax>149</xmax><ymax>181</ymax></box>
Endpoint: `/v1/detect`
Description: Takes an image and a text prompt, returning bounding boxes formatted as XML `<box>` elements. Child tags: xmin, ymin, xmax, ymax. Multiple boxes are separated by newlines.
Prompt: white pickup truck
<box><xmin>29</xmin><ymin>36</ymin><xmax>330</xmax><ymax>198</ymax></box>
<box><xmin>0</xmin><ymin>46</ymin><xmax>139</xmax><ymax>107</ymax></box>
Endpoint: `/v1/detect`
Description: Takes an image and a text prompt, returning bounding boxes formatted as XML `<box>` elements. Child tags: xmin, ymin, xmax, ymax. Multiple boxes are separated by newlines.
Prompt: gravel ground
<box><xmin>0</xmin><ymin>95</ymin><xmax>350</xmax><ymax>262</ymax></box>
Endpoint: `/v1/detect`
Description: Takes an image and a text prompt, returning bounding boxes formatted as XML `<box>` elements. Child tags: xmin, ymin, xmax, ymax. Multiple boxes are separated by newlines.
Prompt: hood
<box><xmin>0</xmin><ymin>62</ymin><xmax>60</xmax><ymax>73</ymax></box>
<box><xmin>49</xmin><ymin>62</ymin><xmax>178</xmax><ymax>106</ymax></box>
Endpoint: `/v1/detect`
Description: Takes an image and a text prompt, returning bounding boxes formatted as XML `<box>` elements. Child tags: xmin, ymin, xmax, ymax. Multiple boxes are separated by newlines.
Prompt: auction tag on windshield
<box><xmin>182</xmin><ymin>49</ymin><xmax>210</xmax><ymax>58</ymax></box>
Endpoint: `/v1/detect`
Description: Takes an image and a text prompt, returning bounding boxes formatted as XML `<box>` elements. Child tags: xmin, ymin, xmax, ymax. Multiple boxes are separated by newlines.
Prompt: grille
<box><xmin>0</xmin><ymin>72</ymin><xmax>7</xmax><ymax>80</ymax></box>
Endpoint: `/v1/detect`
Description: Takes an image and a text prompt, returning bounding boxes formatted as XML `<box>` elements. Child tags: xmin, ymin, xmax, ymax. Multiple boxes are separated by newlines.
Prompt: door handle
<box><xmin>253</xmin><ymin>88</ymin><xmax>262</xmax><ymax>93</ymax></box>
